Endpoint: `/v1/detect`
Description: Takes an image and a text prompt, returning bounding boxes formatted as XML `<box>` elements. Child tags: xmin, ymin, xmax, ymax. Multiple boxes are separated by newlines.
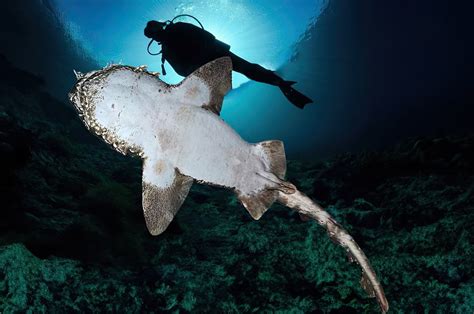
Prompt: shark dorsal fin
<box><xmin>176</xmin><ymin>57</ymin><xmax>232</xmax><ymax>115</ymax></box>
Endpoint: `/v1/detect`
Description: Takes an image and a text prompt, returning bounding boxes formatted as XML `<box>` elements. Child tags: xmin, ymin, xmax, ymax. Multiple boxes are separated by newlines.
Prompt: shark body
<box><xmin>69</xmin><ymin>57</ymin><xmax>389</xmax><ymax>313</ymax></box>
<box><xmin>69</xmin><ymin>58</ymin><xmax>288</xmax><ymax>235</ymax></box>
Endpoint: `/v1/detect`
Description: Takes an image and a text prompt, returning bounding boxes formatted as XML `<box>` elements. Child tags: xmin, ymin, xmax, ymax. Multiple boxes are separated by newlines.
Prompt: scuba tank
<box><xmin>146</xmin><ymin>14</ymin><xmax>205</xmax><ymax>76</ymax></box>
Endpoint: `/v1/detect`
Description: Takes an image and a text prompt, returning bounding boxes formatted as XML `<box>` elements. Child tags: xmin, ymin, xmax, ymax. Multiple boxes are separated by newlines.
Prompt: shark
<box><xmin>69</xmin><ymin>57</ymin><xmax>389</xmax><ymax>313</ymax></box>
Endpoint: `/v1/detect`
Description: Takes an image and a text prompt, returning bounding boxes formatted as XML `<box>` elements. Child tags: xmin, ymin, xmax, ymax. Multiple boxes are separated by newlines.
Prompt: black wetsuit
<box><xmin>158</xmin><ymin>22</ymin><xmax>312</xmax><ymax>108</ymax></box>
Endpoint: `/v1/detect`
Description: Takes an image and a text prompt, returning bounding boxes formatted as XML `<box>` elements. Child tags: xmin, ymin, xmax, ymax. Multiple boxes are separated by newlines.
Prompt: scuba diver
<box><xmin>144</xmin><ymin>17</ymin><xmax>313</xmax><ymax>109</ymax></box>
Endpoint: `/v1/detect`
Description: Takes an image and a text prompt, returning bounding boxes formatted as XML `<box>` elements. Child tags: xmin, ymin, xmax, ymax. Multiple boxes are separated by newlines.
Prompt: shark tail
<box><xmin>235</xmin><ymin>141</ymin><xmax>389</xmax><ymax>312</ymax></box>
<box><xmin>237</xmin><ymin>140</ymin><xmax>290</xmax><ymax>220</ymax></box>
<box><xmin>276</xmin><ymin>189</ymin><xmax>389</xmax><ymax>314</ymax></box>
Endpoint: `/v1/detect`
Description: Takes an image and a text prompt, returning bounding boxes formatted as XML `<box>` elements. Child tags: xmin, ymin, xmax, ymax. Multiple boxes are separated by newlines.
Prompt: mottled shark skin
<box><xmin>69</xmin><ymin>57</ymin><xmax>389</xmax><ymax>313</ymax></box>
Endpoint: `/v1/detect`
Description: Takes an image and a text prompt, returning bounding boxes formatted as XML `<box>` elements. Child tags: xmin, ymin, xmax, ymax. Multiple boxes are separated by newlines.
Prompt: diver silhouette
<box><xmin>144</xmin><ymin>19</ymin><xmax>313</xmax><ymax>109</ymax></box>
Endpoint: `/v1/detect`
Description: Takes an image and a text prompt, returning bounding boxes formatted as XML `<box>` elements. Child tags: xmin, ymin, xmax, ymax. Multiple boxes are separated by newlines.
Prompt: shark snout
<box><xmin>69</xmin><ymin>70</ymin><xmax>99</xmax><ymax>114</ymax></box>
<box><xmin>68</xmin><ymin>85</ymin><xmax>83</xmax><ymax>114</ymax></box>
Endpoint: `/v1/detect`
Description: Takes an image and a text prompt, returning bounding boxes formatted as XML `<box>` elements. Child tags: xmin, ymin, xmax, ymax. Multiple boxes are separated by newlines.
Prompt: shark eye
<box><xmin>111</xmin><ymin>103</ymin><xmax>115</xmax><ymax>109</ymax></box>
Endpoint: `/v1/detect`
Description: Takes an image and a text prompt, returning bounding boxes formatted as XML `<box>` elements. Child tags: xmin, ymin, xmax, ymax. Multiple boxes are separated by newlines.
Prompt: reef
<box><xmin>1</xmin><ymin>55</ymin><xmax>473</xmax><ymax>312</ymax></box>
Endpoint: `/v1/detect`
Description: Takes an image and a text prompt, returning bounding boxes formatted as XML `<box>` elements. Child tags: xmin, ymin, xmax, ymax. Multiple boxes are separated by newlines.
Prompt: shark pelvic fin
<box><xmin>177</xmin><ymin>57</ymin><xmax>232</xmax><ymax>115</ymax></box>
<box><xmin>255</xmin><ymin>140</ymin><xmax>287</xmax><ymax>180</ymax></box>
<box><xmin>237</xmin><ymin>140</ymin><xmax>288</xmax><ymax>220</ymax></box>
<box><xmin>142</xmin><ymin>158</ymin><xmax>193</xmax><ymax>235</ymax></box>
<box><xmin>238</xmin><ymin>189</ymin><xmax>277</xmax><ymax>220</ymax></box>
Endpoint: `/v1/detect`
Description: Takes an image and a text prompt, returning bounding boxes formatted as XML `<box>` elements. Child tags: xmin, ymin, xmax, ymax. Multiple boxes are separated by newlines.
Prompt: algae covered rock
<box><xmin>0</xmin><ymin>244</ymin><xmax>80</xmax><ymax>312</ymax></box>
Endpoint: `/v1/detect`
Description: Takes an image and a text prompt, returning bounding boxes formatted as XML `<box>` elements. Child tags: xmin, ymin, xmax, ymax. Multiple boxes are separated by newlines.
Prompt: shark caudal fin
<box><xmin>237</xmin><ymin>140</ymin><xmax>287</xmax><ymax>220</ymax></box>
<box><xmin>174</xmin><ymin>57</ymin><xmax>232</xmax><ymax>115</ymax></box>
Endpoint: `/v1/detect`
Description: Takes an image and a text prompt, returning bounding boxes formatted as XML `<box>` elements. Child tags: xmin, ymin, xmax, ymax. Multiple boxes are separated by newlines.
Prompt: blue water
<box><xmin>54</xmin><ymin>0</ymin><xmax>329</xmax><ymax>158</ymax></box>
<box><xmin>55</xmin><ymin>0</ymin><xmax>328</xmax><ymax>87</ymax></box>
<box><xmin>52</xmin><ymin>0</ymin><xmax>474</xmax><ymax>160</ymax></box>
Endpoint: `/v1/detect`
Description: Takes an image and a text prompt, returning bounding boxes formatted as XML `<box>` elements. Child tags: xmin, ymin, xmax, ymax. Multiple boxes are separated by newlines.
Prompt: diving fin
<box><xmin>279</xmin><ymin>81</ymin><xmax>313</xmax><ymax>109</ymax></box>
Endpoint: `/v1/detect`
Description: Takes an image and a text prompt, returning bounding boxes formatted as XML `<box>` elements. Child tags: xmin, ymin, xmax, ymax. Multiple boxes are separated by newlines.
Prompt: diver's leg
<box><xmin>228</xmin><ymin>52</ymin><xmax>283</xmax><ymax>86</ymax></box>
<box><xmin>228</xmin><ymin>52</ymin><xmax>313</xmax><ymax>109</ymax></box>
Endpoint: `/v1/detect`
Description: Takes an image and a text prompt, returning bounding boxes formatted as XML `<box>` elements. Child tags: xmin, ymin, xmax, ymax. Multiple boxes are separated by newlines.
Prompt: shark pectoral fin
<box><xmin>177</xmin><ymin>57</ymin><xmax>232</xmax><ymax>115</ymax></box>
<box><xmin>142</xmin><ymin>158</ymin><xmax>193</xmax><ymax>235</ymax></box>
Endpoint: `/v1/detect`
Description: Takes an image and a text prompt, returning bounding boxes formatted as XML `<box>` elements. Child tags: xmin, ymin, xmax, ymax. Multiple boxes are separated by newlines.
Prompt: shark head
<box><xmin>68</xmin><ymin>64</ymin><xmax>161</xmax><ymax>156</ymax></box>
<box><xmin>69</xmin><ymin>65</ymin><xmax>154</xmax><ymax>116</ymax></box>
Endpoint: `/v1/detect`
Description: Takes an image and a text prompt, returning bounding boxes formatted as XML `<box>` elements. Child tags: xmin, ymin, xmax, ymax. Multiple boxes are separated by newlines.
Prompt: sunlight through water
<box><xmin>56</xmin><ymin>0</ymin><xmax>328</xmax><ymax>87</ymax></box>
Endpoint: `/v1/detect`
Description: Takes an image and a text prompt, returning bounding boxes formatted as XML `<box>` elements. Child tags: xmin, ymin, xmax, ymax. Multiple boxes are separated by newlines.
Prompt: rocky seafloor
<box><xmin>1</xmin><ymin>55</ymin><xmax>473</xmax><ymax>313</ymax></box>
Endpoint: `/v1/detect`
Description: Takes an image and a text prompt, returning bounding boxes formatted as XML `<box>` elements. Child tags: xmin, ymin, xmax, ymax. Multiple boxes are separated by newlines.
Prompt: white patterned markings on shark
<box><xmin>69</xmin><ymin>57</ymin><xmax>389</xmax><ymax>313</ymax></box>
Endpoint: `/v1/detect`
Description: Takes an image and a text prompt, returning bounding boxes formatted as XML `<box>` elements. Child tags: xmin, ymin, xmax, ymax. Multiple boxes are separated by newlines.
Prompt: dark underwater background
<box><xmin>1</xmin><ymin>0</ymin><xmax>474</xmax><ymax>312</ymax></box>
